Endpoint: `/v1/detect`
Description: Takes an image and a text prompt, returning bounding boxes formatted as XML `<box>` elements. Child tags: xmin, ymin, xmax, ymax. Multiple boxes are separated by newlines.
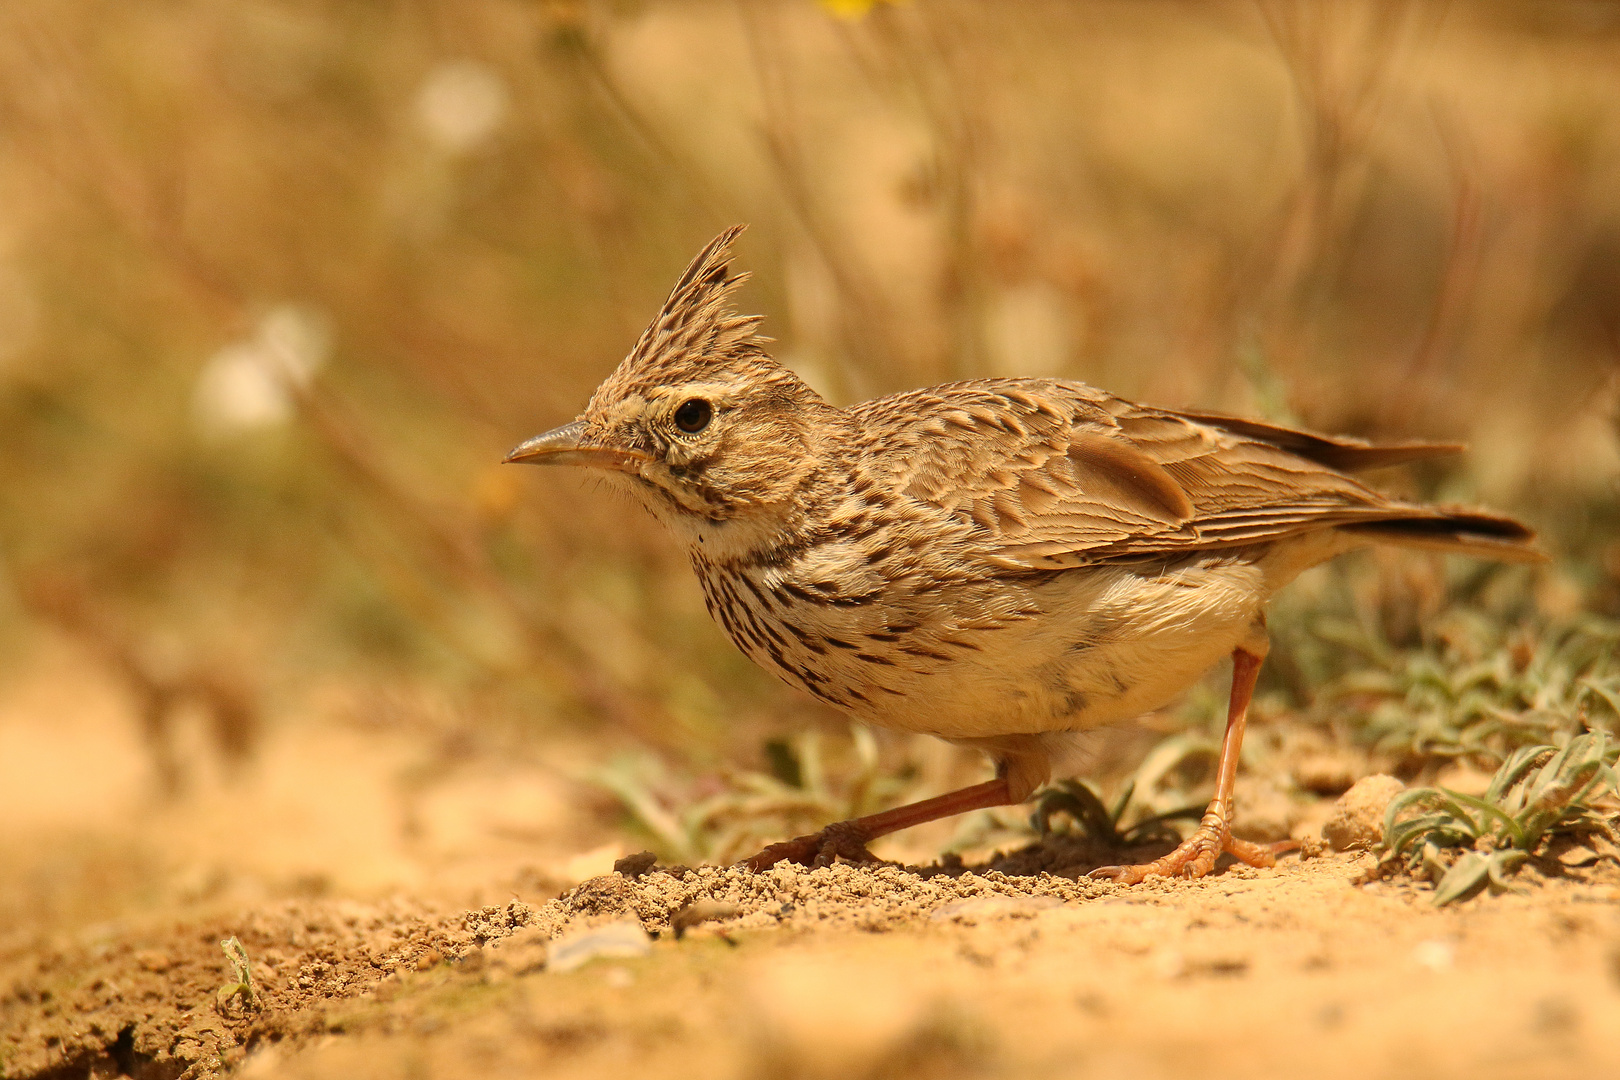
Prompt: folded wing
<box><xmin>854</xmin><ymin>379</ymin><xmax>1540</xmax><ymax>571</ymax></box>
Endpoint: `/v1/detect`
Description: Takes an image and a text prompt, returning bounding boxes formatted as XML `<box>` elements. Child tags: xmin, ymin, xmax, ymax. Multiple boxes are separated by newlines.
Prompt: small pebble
<box><xmin>549</xmin><ymin>920</ymin><xmax>650</xmax><ymax>973</ymax></box>
<box><xmin>1412</xmin><ymin>938</ymin><xmax>1454</xmax><ymax>972</ymax></box>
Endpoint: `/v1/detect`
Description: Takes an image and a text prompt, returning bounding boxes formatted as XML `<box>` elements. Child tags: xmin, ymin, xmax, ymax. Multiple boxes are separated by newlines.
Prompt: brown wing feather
<box><xmin>852</xmin><ymin>378</ymin><xmax>1538</xmax><ymax>570</ymax></box>
<box><xmin>876</xmin><ymin>382</ymin><xmax>1199</xmax><ymax>555</ymax></box>
<box><xmin>1065</xmin><ymin>432</ymin><xmax>1195</xmax><ymax>523</ymax></box>
<box><xmin>1168</xmin><ymin>408</ymin><xmax>1464</xmax><ymax>472</ymax></box>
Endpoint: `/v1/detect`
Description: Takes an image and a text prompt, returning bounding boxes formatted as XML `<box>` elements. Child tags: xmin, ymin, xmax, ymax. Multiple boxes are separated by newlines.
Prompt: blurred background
<box><xmin>1</xmin><ymin>0</ymin><xmax>1617</xmax><ymax>915</ymax></box>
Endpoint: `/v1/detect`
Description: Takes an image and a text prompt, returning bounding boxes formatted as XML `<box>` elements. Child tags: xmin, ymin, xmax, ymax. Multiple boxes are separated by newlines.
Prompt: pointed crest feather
<box><xmin>623</xmin><ymin>225</ymin><xmax>769</xmax><ymax>376</ymax></box>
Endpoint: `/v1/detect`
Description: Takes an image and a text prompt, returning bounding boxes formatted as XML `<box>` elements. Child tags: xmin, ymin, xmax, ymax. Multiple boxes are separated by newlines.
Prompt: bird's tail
<box><xmin>1341</xmin><ymin>506</ymin><xmax>1546</xmax><ymax>563</ymax></box>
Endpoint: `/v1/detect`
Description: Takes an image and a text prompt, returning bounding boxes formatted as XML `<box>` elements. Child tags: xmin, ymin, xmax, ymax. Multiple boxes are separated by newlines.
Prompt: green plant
<box><xmin>590</xmin><ymin>728</ymin><xmax>921</xmax><ymax>864</ymax></box>
<box><xmin>1030</xmin><ymin>779</ymin><xmax>1201</xmax><ymax>848</ymax></box>
<box><xmin>216</xmin><ymin>936</ymin><xmax>261</xmax><ymax>1012</ymax></box>
<box><xmin>1312</xmin><ymin>606</ymin><xmax>1620</xmax><ymax>768</ymax></box>
<box><xmin>1381</xmin><ymin>731</ymin><xmax>1620</xmax><ymax>905</ymax></box>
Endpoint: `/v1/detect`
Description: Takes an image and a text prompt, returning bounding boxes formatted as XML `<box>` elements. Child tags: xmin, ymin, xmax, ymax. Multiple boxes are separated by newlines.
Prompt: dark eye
<box><xmin>673</xmin><ymin>398</ymin><xmax>712</xmax><ymax>434</ymax></box>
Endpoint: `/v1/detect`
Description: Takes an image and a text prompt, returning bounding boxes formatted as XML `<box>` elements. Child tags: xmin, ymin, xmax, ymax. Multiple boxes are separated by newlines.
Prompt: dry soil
<box><xmin>3</xmin><ymin>647</ymin><xmax>1619</xmax><ymax>1080</ymax></box>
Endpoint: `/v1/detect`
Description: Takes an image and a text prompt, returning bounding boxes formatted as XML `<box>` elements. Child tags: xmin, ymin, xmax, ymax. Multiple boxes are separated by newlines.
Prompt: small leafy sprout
<box><xmin>216</xmin><ymin>936</ymin><xmax>261</xmax><ymax>1012</ymax></box>
<box><xmin>1031</xmin><ymin>779</ymin><xmax>1200</xmax><ymax>848</ymax></box>
<box><xmin>591</xmin><ymin>728</ymin><xmax>918</xmax><ymax>864</ymax></box>
<box><xmin>1382</xmin><ymin>731</ymin><xmax>1620</xmax><ymax>905</ymax></box>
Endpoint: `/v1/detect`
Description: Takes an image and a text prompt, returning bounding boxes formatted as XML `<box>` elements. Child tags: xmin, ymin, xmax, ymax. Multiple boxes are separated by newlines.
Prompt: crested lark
<box><xmin>507</xmin><ymin>226</ymin><xmax>1543</xmax><ymax>882</ymax></box>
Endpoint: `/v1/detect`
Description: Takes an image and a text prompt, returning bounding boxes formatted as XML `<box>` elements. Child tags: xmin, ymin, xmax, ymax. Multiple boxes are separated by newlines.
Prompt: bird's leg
<box><xmin>1089</xmin><ymin>643</ymin><xmax>1295</xmax><ymax>884</ymax></box>
<box><xmin>742</xmin><ymin>777</ymin><xmax>1014</xmax><ymax>872</ymax></box>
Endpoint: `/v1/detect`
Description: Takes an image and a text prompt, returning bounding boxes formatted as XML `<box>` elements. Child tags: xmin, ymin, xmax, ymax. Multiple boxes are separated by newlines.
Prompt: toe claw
<box><xmin>740</xmin><ymin>838</ymin><xmax>810</xmax><ymax>872</ymax></box>
<box><xmin>1090</xmin><ymin>822</ymin><xmax>1282</xmax><ymax>885</ymax></box>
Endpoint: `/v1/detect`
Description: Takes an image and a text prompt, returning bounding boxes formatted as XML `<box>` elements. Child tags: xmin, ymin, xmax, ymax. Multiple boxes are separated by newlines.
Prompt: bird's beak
<box><xmin>503</xmin><ymin>419</ymin><xmax>649</xmax><ymax>470</ymax></box>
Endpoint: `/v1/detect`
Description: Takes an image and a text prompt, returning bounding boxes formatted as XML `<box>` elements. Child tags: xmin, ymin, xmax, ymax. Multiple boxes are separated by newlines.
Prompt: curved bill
<box><xmin>503</xmin><ymin>419</ymin><xmax>648</xmax><ymax>470</ymax></box>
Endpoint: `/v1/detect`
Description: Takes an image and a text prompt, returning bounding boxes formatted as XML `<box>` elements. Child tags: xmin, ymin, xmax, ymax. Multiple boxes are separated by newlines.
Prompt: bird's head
<box><xmin>506</xmin><ymin>226</ymin><xmax>834</xmax><ymax>534</ymax></box>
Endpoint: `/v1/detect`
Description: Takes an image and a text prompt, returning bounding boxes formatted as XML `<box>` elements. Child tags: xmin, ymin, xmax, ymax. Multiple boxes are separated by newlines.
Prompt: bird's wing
<box><xmin>850</xmin><ymin>379</ymin><xmax>1442</xmax><ymax>571</ymax></box>
<box><xmin>1166</xmin><ymin>408</ymin><xmax>1464</xmax><ymax>472</ymax></box>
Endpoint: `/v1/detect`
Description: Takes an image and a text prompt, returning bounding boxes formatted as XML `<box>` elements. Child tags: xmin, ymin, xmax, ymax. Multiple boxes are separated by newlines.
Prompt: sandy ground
<box><xmin>3</xmin><ymin>647</ymin><xmax>1619</xmax><ymax>1080</ymax></box>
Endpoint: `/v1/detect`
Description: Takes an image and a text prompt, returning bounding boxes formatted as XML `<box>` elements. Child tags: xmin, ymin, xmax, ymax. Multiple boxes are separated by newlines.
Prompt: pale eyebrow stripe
<box><xmin>646</xmin><ymin>381</ymin><xmax>739</xmax><ymax>402</ymax></box>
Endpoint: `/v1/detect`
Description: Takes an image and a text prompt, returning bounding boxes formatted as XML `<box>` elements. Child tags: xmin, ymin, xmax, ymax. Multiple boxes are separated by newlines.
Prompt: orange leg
<box><xmin>742</xmin><ymin>777</ymin><xmax>1014</xmax><ymax>872</ymax></box>
<box><xmin>1089</xmin><ymin>646</ymin><xmax>1295</xmax><ymax>884</ymax></box>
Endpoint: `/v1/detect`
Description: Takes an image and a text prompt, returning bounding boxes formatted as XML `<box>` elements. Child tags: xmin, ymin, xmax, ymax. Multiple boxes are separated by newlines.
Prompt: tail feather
<box><xmin>1172</xmin><ymin>409</ymin><xmax>1465</xmax><ymax>472</ymax></box>
<box><xmin>1342</xmin><ymin>506</ymin><xmax>1546</xmax><ymax>563</ymax></box>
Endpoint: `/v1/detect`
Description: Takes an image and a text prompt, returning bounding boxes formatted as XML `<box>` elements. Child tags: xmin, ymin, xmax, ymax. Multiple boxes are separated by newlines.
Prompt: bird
<box><xmin>506</xmin><ymin>225</ymin><xmax>1543</xmax><ymax>883</ymax></box>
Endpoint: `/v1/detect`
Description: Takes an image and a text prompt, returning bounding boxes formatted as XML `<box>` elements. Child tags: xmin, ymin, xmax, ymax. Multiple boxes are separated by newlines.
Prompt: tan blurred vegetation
<box><xmin>0</xmin><ymin>0</ymin><xmax>1617</xmax><ymax>806</ymax></box>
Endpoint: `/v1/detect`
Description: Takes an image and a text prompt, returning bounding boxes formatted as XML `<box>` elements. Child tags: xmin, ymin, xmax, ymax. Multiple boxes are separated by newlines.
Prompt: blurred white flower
<box><xmin>193</xmin><ymin>304</ymin><xmax>330</xmax><ymax>436</ymax></box>
<box><xmin>416</xmin><ymin>60</ymin><xmax>508</xmax><ymax>154</ymax></box>
<box><xmin>256</xmin><ymin>303</ymin><xmax>330</xmax><ymax>387</ymax></box>
<box><xmin>194</xmin><ymin>342</ymin><xmax>291</xmax><ymax>433</ymax></box>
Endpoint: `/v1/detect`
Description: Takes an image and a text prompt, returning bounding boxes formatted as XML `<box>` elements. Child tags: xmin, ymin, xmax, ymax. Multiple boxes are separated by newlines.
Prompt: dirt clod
<box><xmin>1323</xmin><ymin>774</ymin><xmax>1406</xmax><ymax>851</ymax></box>
<box><xmin>1292</xmin><ymin>753</ymin><xmax>1361</xmax><ymax>795</ymax></box>
<box><xmin>134</xmin><ymin>949</ymin><xmax>173</xmax><ymax>973</ymax></box>
<box><xmin>613</xmin><ymin>851</ymin><xmax>659</xmax><ymax>878</ymax></box>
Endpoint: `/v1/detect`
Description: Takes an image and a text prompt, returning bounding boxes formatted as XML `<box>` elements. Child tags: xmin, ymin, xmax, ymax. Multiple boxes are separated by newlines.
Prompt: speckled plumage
<box><xmin>508</xmin><ymin>226</ymin><xmax>1542</xmax><ymax>877</ymax></box>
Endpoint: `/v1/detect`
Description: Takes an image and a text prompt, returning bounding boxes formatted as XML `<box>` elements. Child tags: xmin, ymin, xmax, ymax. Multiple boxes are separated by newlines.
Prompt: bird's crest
<box><xmin>620</xmin><ymin>225</ymin><xmax>769</xmax><ymax>382</ymax></box>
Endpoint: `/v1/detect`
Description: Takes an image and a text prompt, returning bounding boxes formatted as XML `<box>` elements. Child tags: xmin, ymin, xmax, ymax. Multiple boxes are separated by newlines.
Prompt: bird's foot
<box><xmin>741</xmin><ymin>820</ymin><xmax>887</xmax><ymax>872</ymax></box>
<box><xmin>1088</xmin><ymin>820</ymin><xmax>1296</xmax><ymax>884</ymax></box>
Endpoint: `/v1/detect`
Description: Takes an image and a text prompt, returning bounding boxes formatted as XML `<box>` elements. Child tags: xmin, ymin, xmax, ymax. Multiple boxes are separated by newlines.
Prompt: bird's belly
<box><xmin>801</xmin><ymin>559</ymin><xmax>1268</xmax><ymax>740</ymax></box>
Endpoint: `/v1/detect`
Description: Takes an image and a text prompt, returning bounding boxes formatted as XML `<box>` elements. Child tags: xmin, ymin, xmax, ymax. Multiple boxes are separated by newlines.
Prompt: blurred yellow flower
<box><xmin>819</xmin><ymin>0</ymin><xmax>906</xmax><ymax>21</ymax></box>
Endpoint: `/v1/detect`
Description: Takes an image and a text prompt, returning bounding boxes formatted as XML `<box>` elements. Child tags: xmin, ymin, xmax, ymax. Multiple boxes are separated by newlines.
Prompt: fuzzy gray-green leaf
<box><xmin>1433</xmin><ymin>853</ymin><xmax>1493</xmax><ymax>906</ymax></box>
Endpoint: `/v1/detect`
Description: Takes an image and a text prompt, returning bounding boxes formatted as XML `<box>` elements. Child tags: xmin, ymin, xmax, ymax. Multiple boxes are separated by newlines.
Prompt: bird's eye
<box><xmin>673</xmin><ymin>398</ymin><xmax>712</xmax><ymax>434</ymax></box>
